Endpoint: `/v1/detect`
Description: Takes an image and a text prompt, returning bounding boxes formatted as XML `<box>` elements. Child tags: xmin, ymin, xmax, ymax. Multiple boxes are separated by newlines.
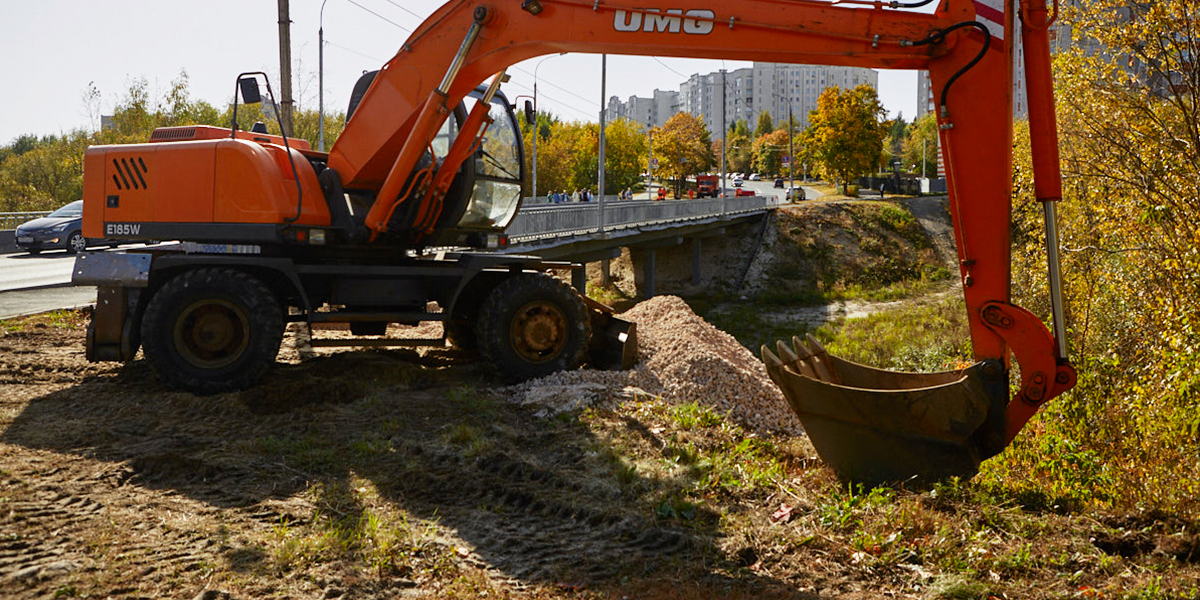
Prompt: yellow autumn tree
<box><xmin>804</xmin><ymin>84</ymin><xmax>887</xmax><ymax>193</ymax></box>
<box><xmin>650</xmin><ymin>112</ymin><xmax>715</xmax><ymax>197</ymax></box>
<box><xmin>984</xmin><ymin>0</ymin><xmax>1200</xmax><ymax>512</ymax></box>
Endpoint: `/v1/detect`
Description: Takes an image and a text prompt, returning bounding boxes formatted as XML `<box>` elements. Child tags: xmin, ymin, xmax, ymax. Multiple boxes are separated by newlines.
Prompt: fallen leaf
<box><xmin>771</xmin><ymin>503</ymin><xmax>794</xmax><ymax>523</ymax></box>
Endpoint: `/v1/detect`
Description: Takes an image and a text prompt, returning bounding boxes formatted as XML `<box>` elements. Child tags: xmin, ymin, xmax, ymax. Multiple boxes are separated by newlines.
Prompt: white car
<box><xmin>749</xmin><ymin>173</ymin><xmax>761</xmax><ymax>181</ymax></box>
<box><xmin>732</xmin><ymin>175</ymin><xmax>744</xmax><ymax>187</ymax></box>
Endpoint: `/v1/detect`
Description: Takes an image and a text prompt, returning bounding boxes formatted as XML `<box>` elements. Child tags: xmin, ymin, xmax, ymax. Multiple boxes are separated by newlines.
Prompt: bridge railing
<box><xmin>0</xmin><ymin>212</ymin><xmax>51</xmax><ymax>230</ymax></box>
<box><xmin>507</xmin><ymin>195</ymin><xmax>777</xmax><ymax>241</ymax></box>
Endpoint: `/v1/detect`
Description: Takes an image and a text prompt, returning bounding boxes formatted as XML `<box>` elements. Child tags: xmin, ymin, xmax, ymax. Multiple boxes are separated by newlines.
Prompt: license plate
<box><xmin>17</xmin><ymin>236</ymin><xmax>33</xmax><ymax>243</ymax></box>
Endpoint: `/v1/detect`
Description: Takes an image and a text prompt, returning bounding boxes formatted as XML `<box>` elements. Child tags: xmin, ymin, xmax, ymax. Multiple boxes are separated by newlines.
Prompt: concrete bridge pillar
<box><xmin>572</xmin><ymin>266</ymin><xmax>587</xmax><ymax>293</ymax></box>
<box><xmin>643</xmin><ymin>249</ymin><xmax>656</xmax><ymax>298</ymax></box>
<box><xmin>692</xmin><ymin>238</ymin><xmax>702</xmax><ymax>286</ymax></box>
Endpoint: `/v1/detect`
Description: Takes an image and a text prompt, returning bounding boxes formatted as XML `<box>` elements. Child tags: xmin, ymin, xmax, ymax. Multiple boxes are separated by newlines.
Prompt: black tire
<box><xmin>141</xmin><ymin>268</ymin><xmax>283</xmax><ymax>394</ymax></box>
<box><xmin>26</xmin><ymin>249</ymin><xmax>40</xmax><ymax>255</ymax></box>
<box><xmin>476</xmin><ymin>273</ymin><xmax>591</xmax><ymax>382</ymax></box>
<box><xmin>66</xmin><ymin>231</ymin><xmax>86</xmax><ymax>254</ymax></box>
<box><xmin>444</xmin><ymin>317</ymin><xmax>477</xmax><ymax>352</ymax></box>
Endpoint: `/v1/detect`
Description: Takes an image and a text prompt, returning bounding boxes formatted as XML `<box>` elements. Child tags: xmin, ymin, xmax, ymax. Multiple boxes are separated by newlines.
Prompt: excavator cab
<box><xmin>345</xmin><ymin>70</ymin><xmax>524</xmax><ymax>249</ymax></box>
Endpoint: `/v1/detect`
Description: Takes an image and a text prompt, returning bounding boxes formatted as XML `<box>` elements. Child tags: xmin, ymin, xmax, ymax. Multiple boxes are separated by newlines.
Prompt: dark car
<box><xmin>773</xmin><ymin>178</ymin><xmax>785</xmax><ymax>188</ymax></box>
<box><xmin>14</xmin><ymin>200</ymin><xmax>108</xmax><ymax>254</ymax></box>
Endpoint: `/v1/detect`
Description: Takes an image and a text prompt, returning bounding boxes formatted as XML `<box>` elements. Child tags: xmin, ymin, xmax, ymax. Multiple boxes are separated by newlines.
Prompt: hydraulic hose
<box><xmin>903</xmin><ymin>21</ymin><xmax>992</xmax><ymax>115</ymax></box>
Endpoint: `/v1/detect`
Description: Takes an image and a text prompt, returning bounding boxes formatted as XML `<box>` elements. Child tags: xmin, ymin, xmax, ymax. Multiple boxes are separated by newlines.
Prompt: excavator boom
<box><xmin>329</xmin><ymin>0</ymin><xmax>1075</xmax><ymax>484</ymax></box>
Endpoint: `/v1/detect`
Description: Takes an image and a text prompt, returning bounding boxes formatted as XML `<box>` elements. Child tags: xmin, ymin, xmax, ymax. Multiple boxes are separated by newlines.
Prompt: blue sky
<box><xmin>0</xmin><ymin>0</ymin><xmax>919</xmax><ymax>145</ymax></box>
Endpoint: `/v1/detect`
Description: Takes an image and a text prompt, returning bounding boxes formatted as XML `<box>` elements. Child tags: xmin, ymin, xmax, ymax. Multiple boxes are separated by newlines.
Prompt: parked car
<box><xmin>14</xmin><ymin>200</ymin><xmax>110</xmax><ymax>254</ymax></box>
<box><xmin>786</xmin><ymin>187</ymin><xmax>805</xmax><ymax>202</ymax></box>
<box><xmin>732</xmin><ymin>175</ymin><xmax>744</xmax><ymax>187</ymax></box>
<box><xmin>749</xmin><ymin>173</ymin><xmax>761</xmax><ymax>181</ymax></box>
<box><xmin>774</xmin><ymin>178</ymin><xmax>785</xmax><ymax>188</ymax></box>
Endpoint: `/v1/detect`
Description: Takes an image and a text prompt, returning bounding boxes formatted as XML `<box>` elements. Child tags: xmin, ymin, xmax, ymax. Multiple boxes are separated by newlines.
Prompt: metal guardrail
<box><xmin>506</xmin><ymin>195</ymin><xmax>779</xmax><ymax>241</ymax></box>
<box><xmin>0</xmin><ymin>212</ymin><xmax>50</xmax><ymax>230</ymax></box>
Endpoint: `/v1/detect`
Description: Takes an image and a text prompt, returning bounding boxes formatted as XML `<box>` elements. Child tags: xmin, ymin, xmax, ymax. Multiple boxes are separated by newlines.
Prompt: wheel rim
<box><xmin>69</xmin><ymin>234</ymin><xmax>86</xmax><ymax>252</ymax></box>
<box><xmin>508</xmin><ymin>300</ymin><xmax>568</xmax><ymax>364</ymax></box>
<box><xmin>173</xmin><ymin>299</ymin><xmax>251</xmax><ymax>369</ymax></box>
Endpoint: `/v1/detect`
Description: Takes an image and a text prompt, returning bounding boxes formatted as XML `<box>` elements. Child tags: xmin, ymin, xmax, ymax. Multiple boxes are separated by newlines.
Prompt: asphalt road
<box><xmin>0</xmin><ymin>250</ymin><xmax>96</xmax><ymax>319</ymax></box>
<box><xmin>0</xmin><ymin>251</ymin><xmax>76</xmax><ymax>292</ymax></box>
<box><xmin>0</xmin><ymin>286</ymin><xmax>96</xmax><ymax>320</ymax></box>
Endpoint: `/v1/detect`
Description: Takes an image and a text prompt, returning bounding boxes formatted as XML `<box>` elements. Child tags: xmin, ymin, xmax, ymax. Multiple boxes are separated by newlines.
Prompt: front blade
<box><xmin>763</xmin><ymin>335</ymin><xmax>1007</xmax><ymax>487</ymax></box>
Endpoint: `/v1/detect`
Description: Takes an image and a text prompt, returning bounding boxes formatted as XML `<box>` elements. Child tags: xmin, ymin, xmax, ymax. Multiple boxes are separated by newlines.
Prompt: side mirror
<box><xmin>239</xmin><ymin>77</ymin><xmax>262</xmax><ymax>105</ymax></box>
<box><xmin>524</xmin><ymin>100</ymin><xmax>535</xmax><ymax>126</ymax></box>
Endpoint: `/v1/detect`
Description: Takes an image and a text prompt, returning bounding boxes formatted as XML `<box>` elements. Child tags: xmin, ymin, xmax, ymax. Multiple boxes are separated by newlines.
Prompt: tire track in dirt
<box><xmin>381</xmin><ymin>441</ymin><xmax>697</xmax><ymax>582</ymax></box>
<box><xmin>1</xmin><ymin>321</ymin><xmax>715</xmax><ymax>595</ymax></box>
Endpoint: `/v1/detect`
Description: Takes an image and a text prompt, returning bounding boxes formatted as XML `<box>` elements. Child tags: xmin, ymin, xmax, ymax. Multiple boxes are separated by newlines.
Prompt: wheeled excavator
<box><xmin>75</xmin><ymin>0</ymin><xmax>1074</xmax><ymax>486</ymax></box>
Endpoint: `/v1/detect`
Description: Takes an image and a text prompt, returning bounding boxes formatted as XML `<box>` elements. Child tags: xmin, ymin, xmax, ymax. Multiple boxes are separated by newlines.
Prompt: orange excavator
<box><xmin>75</xmin><ymin>0</ymin><xmax>1073</xmax><ymax>485</ymax></box>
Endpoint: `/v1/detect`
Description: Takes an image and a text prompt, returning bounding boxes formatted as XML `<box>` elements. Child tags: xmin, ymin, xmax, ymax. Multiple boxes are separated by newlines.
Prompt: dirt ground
<box><xmin>5</xmin><ymin>200</ymin><xmax>1200</xmax><ymax>599</ymax></box>
<box><xmin>0</xmin><ymin>313</ymin><xmax>825</xmax><ymax>599</ymax></box>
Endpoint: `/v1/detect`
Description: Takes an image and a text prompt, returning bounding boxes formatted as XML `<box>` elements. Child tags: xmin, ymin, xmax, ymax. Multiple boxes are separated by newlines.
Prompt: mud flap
<box><xmin>763</xmin><ymin>335</ymin><xmax>1008</xmax><ymax>487</ymax></box>
<box><xmin>580</xmin><ymin>296</ymin><xmax>638</xmax><ymax>370</ymax></box>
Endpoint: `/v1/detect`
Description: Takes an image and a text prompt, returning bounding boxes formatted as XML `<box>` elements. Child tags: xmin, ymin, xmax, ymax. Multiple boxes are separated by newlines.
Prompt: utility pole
<box><xmin>598</xmin><ymin>54</ymin><xmax>607</xmax><ymax>232</ymax></box>
<box><xmin>719</xmin><ymin>69</ymin><xmax>727</xmax><ymax>212</ymax></box>
<box><xmin>922</xmin><ymin>137</ymin><xmax>927</xmax><ymax>179</ymax></box>
<box><xmin>647</xmin><ymin>122</ymin><xmax>653</xmax><ymax>200</ymax></box>
<box><xmin>318</xmin><ymin>0</ymin><xmax>329</xmax><ymax>151</ymax></box>
<box><xmin>277</xmin><ymin>0</ymin><xmax>295</xmax><ymax>136</ymax></box>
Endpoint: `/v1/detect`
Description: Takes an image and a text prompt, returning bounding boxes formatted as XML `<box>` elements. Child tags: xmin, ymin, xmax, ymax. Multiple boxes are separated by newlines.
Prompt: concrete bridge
<box><xmin>505</xmin><ymin>194</ymin><xmax>782</xmax><ymax>296</ymax></box>
<box><xmin>0</xmin><ymin>194</ymin><xmax>782</xmax><ymax>311</ymax></box>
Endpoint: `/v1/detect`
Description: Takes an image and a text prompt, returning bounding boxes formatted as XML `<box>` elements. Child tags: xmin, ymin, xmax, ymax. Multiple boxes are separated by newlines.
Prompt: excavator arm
<box><xmin>329</xmin><ymin>0</ymin><xmax>1075</xmax><ymax>484</ymax></box>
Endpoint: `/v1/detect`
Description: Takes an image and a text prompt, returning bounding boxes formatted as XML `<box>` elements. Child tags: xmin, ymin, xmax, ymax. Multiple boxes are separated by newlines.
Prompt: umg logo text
<box><xmin>614</xmin><ymin>9</ymin><xmax>715</xmax><ymax>35</ymax></box>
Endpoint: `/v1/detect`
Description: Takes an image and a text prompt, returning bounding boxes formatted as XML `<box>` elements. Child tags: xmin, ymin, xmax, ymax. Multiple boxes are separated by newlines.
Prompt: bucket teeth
<box><xmin>760</xmin><ymin>345</ymin><xmax>783</xmax><ymax>368</ymax></box>
<box><xmin>805</xmin><ymin>333</ymin><xmax>827</xmax><ymax>355</ymax></box>
<box><xmin>792</xmin><ymin>335</ymin><xmax>813</xmax><ymax>359</ymax></box>
<box><xmin>776</xmin><ymin>339</ymin><xmax>800</xmax><ymax>363</ymax></box>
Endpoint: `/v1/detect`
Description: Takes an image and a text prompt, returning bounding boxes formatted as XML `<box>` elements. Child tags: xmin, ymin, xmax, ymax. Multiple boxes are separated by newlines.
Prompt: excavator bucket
<box><xmin>582</xmin><ymin>295</ymin><xmax>638</xmax><ymax>370</ymax></box>
<box><xmin>762</xmin><ymin>335</ymin><xmax>1008</xmax><ymax>487</ymax></box>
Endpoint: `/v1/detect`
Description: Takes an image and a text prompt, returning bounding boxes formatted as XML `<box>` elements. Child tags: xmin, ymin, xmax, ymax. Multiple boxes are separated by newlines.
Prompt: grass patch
<box><xmin>0</xmin><ymin>308</ymin><xmax>89</xmax><ymax>333</ymax></box>
<box><xmin>817</xmin><ymin>295</ymin><xmax>972</xmax><ymax>372</ymax></box>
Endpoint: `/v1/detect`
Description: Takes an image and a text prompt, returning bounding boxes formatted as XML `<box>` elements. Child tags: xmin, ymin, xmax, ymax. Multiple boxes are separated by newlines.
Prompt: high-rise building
<box><xmin>609</xmin><ymin>63</ymin><xmax>879</xmax><ymax>136</ymax></box>
<box><xmin>606</xmin><ymin>89</ymin><xmax>681</xmax><ymax>128</ymax></box>
<box><xmin>752</xmin><ymin>64</ymin><xmax>878</xmax><ymax>131</ymax></box>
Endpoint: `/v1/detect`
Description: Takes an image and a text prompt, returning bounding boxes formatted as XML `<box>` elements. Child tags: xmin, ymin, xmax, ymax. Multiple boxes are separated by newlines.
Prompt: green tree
<box><xmin>901</xmin><ymin>112</ymin><xmax>938</xmax><ymax>177</ymax></box>
<box><xmin>715</xmin><ymin>132</ymin><xmax>753</xmax><ymax>175</ymax></box>
<box><xmin>804</xmin><ymin>84</ymin><xmax>887</xmax><ymax>192</ymax></box>
<box><xmin>751</xmin><ymin>129</ymin><xmax>790</xmax><ymax>176</ymax></box>
<box><xmin>727</xmin><ymin>118</ymin><xmax>750</xmax><ymax>139</ymax></box>
<box><xmin>886</xmin><ymin>112</ymin><xmax>908</xmax><ymax>162</ymax></box>
<box><xmin>754</xmin><ymin>111</ymin><xmax>775</xmax><ymax>138</ymax></box>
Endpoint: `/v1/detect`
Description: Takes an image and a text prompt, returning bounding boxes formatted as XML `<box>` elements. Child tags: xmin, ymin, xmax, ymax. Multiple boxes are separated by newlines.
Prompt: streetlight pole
<box><xmin>647</xmin><ymin>122</ymin><xmax>653</xmax><ymax>200</ymax></box>
<box><xmin>277</xmin><ymin>0</ymin><xmax>294</xmax><ymax>136</ymax></box>
<box><xmin>318</xmin><ymin>0</ymin><xmax>329</xmax><ymax>151</ymax></box>
<box><xmin>778</xmin><ymin>94</ymin><xmax>795</xmax><ymax>200</ymax></box>
<box><xmin>531</xmin><ymin>53</ymin><xmax>563</xmax><ymax>201</ymax></box>
<box><xmin>598</xmin><ymin>54</ymin><xmax>607</xmax><ymax>233</ymax></box>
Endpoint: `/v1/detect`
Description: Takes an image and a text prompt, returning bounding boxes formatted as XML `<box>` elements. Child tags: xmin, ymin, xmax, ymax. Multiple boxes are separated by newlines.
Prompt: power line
<box><xmin>652</xmin><ymin>57</ymin><xmax>690</xmax><ymax>80</ymax></box>
<box><xmin>325</xmin><ymin>39</ymin><xmax>387</xmax><ymax>63</ymax></box>
<box><xmin>379</xmin><ymin>0</ymin><xmax>424</xmax><ymax>21</ymax></box>
<box><xmin>503</xmin><ymin>80</ymin><xmax>596</xmax><ymax>120</ymax></box>
<box><xmin>510</xmin><ymin>66</ymin><xmax>597</xmax><ymax>107</ymax></box>
<box><xmin>345</xmin><ymin>0</ymin><xmax>411</xmax><ymax>31</ymax></box>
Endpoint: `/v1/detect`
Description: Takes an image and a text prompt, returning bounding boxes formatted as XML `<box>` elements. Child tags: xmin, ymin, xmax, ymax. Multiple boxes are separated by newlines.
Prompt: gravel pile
<box><xmin>504</xmin><ymin>295</ymin><xmax>805</xmax><ymax>435</ymax></box>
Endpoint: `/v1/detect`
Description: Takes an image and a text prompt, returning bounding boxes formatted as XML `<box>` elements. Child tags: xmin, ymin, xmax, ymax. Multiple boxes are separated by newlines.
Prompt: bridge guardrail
<box><xmin>507</xmin><ymin>195</ymin><xmax>777</xmax><ymax>241</ymax></box>
<box><xmin>0</xmin><ymin>212</ymin><xmax>51</xmax><ymax>231</ymax></box>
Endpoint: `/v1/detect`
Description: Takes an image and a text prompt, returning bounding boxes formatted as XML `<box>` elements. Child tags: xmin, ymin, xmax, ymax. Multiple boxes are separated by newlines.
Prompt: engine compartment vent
<box><xmin>148</xmin><ymin>127</ymin><xmax>198</xmax><ymax>141</ymax></box>
<box><xmin>111</xmin><ymin>156</ymin><xmax>149</xmax><ymax>191</ymax></box>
